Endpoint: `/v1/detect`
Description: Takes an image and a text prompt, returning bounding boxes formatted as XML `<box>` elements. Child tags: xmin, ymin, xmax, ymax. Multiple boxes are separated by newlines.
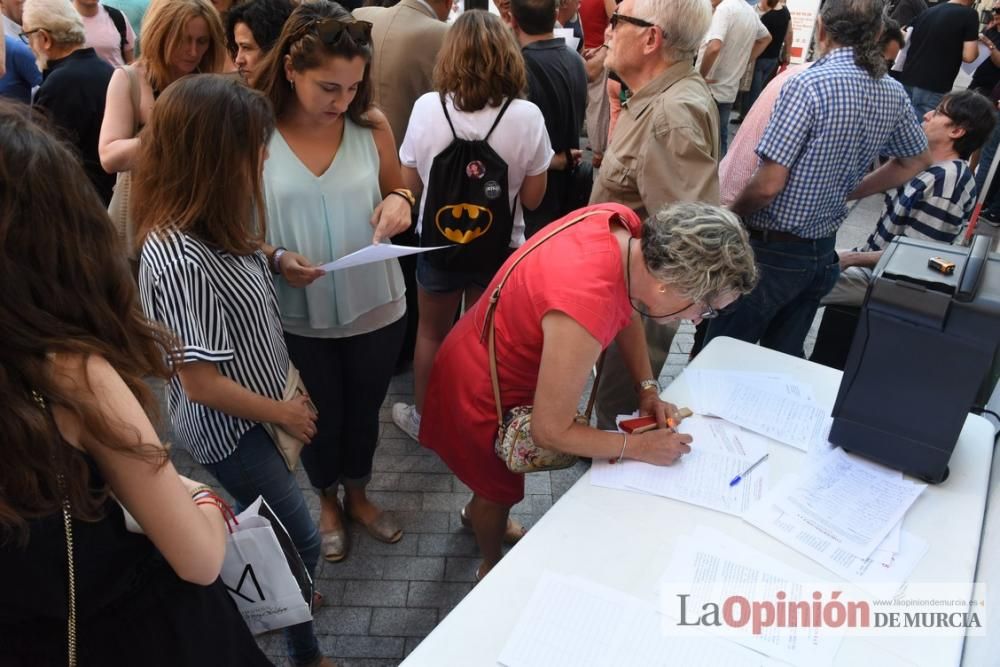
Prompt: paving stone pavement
<box><xmin>167</xmin><ymin>195</ymin><xmax>879</xmax><ymax>665</ymax></box>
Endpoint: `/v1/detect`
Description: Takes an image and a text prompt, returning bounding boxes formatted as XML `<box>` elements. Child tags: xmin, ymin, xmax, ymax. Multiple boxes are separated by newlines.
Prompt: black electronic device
<box><xmin>829</xmin><ymin>236</ymin><xmax>1000</xmax><ymax>483</ymax></box>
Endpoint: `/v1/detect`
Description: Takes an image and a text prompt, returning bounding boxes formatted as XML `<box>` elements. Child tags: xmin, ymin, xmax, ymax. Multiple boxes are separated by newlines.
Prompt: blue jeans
<box><xmin>716</xmin><ymin>101</ymin><xmax>733</xmax><ymax>158</ymax></box>
<box><xmin>703</xmin><ymin>235</ymin><xmax>839</xmax><ymax>357</ymax></box>
<box><xmin>206</xmin><ymin>425</ymin><xmax>322</xmax><ymax>667</ymax></box>
<box><xmin>746</xmin><ymin>57</ymin><xmax>779</xmax><ymax>114</ymax></box>
<box><xmin>903</xmin><ymin>85</ymin><xmax>943</xmax><ymax>120</ymax></box>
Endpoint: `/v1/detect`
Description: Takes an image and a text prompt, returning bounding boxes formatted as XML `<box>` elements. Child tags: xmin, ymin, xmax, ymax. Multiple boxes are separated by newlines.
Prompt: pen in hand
<box><xmin>729</xmin><ymin>454</ymin><xmax>769</xmax><ymax>487</ymax></box>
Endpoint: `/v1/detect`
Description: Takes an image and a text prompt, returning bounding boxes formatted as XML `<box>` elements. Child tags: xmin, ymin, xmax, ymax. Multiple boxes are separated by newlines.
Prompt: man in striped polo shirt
<box><xmin>827</xmin><ymin>89</ymin><xmax>997</xmax><ymax>307</ymax></box>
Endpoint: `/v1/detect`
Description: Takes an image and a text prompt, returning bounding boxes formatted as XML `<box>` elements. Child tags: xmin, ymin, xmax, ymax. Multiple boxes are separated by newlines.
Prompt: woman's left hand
<box><xmin>638</xmin><ymin>390</ymin><xmax>682</xmax><ymax>429</ymax></box>
<box><xmin>370</xmin><ymin>195</ymin><xmax>412</xmax><ymax>244</ymax></box>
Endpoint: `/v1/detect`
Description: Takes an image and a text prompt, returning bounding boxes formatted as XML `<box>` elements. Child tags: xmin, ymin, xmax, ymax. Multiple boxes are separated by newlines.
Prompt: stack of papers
<box><xmin>498</xmin><ymin>573</ymin><xmax>781</xmax><ymax>667</ymax></box>
<box><xmin>744</xmin><ymin>448</ymin><xmax>928</xmax><ymax>591</ymax></box>
<box><xmin>590</xmin><ymin>415</ymin><xmax>770</xmax><ymax>516</ymax></box>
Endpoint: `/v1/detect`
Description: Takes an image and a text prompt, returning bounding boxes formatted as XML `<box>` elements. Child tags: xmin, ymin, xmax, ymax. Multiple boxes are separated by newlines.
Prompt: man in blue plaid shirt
<box><xmin>704</xmin><ymin>0</ymin><xmax>932</xmax><ymax>357</ymax></box>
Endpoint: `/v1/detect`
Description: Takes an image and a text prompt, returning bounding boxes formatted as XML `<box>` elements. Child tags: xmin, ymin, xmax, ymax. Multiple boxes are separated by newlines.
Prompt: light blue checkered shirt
<box><xmin>748</xmin><ymin>48</ymin><xmax>928</xmax><ymax>239</ymax></box>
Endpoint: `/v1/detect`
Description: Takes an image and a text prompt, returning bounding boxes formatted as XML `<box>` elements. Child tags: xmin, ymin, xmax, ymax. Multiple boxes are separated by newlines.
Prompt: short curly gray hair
<box><xmin>641</xmin><ymin>202</ymin><xmax>758</xmax><ymax>303</ymax></box>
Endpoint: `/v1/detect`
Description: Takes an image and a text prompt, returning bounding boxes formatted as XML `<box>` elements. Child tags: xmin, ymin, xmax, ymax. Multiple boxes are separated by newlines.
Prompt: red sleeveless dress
<box><xmin>419</xmin><ymin>204</ymin><xmax>641</xmax><ymax>505</ymax></box>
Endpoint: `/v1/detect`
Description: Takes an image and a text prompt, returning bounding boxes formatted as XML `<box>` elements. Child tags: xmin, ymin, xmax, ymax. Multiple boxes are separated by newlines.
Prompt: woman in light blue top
<box><xmin>255</xmin><ymin>0</ymin><xmax>413</xmax><ymax>564</ymax></box>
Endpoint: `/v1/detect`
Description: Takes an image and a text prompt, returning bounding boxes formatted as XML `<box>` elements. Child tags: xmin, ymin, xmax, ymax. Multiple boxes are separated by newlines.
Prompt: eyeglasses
<box><xmin>312</xmin><ymin>18</ymin><xmax>373</xmax><ymax>47</ymax></box>
<box><xmin>18</xmin><ymin>28</ymin><xmax>43</xmax><ymax>45</ymax></box>
<box><xmin>609</xmin><ymin>11</ymin><xmax>656</xmax><ymax>31</ymax></box>
<box><xmin>631</xmin><ymin>298</ymin><xmax>722</xmax><ymax>320</ymax></box>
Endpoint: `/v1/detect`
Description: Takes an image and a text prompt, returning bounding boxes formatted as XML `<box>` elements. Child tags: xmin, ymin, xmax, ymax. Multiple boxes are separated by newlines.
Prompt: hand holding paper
<box><xmin>278</xmin><ymin>250</ymin><xmax>325</xmax><ymax>288</ymax></box>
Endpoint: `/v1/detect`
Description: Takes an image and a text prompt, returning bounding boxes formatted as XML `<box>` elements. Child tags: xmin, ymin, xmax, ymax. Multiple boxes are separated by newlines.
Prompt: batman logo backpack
<box><xmin>419</xmin><ymin>95</ymin><xmax>514</xmax><ymax>273</ymax></box>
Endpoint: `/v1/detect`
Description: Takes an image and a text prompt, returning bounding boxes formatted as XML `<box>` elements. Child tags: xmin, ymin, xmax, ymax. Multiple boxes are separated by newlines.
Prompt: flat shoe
<box><xmin>460</xmin><ymin>506</ymin><xmax>526</xmax><ymax>545</ymax></box>
<box><xmin>344</xmin><ymin>498</ymin><xmax>403</xmax><ymax>544</ymax></box>
<box><xmin>320</xmin><ymin>526</ymin><xmax>347</xmax><ymax>562</ymax></box>
<box><xmin>358</xmin><ymin>511</ymin><xmax>403</xmax><ymax>544</ymax></box>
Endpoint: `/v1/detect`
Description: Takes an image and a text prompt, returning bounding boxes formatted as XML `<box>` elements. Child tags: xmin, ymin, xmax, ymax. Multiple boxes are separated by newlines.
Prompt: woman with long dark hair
<box><xmin>135</xmin><ymin>74</ymin><xmax>333</xmax><ymax>667</ymax></box>
<box><xmin>0</xmin><ymin>100</ymin><xmax>270</xmax><ymax>666</ymax></box>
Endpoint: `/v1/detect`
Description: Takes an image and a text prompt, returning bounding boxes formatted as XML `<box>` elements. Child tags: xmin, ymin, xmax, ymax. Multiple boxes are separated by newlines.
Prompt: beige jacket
<box><xmin>354</xmin><ymin>0</ymin><xmax>449</xmax><ymax>150</ymax></box>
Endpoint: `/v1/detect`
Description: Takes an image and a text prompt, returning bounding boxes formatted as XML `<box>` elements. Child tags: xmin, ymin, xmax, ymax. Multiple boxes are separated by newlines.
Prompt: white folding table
<box><xmin>402</xmin><ymin>337</ymin><xmax>996</xmax><ymax>667</ymax></box>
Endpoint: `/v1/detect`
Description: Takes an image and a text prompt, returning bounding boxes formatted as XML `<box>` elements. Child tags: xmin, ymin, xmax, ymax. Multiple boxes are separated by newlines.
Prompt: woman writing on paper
<box><xmin>135</xmin><ymin>75</ymin><xmax>333</xmax><ymax>667</ymax></box>
<box><xmin>0</xmin><ymin>100</ymin><xmax>269</xmax><ymax>665</ymax></box>
<box><xmin>420</xmin><ymin>202</ymin><xmax>759</xmax><ymax>580</ymax></box>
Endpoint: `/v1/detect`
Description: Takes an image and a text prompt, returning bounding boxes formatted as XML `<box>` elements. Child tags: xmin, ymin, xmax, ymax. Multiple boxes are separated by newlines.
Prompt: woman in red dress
<box><xmin>419</xmin><ymin>202</ymin><xmax>759</xmax><ymax>579</ymax></box>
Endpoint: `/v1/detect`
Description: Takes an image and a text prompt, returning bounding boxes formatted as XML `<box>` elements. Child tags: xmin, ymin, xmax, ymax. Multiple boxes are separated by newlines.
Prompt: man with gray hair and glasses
<box><xmin>703</xmin><ymin>0</ymin><xmax>932</xmax><ymax>358</ymax></box>
<box><xmin>588</xmin><ymin>0</ymin><xmax>718</xmax><ymax>429</ymax></box>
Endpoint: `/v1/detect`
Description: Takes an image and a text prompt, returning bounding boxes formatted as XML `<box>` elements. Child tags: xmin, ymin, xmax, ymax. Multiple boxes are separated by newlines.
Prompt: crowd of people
<box><xmin>1</xmin><ymin>0</ymin><xmax>996</xmax><ymax>664</ymax></box>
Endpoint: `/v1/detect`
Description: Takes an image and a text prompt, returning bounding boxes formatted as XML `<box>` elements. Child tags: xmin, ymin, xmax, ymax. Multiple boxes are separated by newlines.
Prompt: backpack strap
<box><xmin>484</xmin><ymin>97</ymin><xmax>514</xmax><ymax>142</ymax></box>
<box><xmin>439</xmin><ymin>94</ymin><xmax>459</xmax><ymax>141</ymax></box>
<box><xmin>104</xmin><ymin>5</ymin><xmax>128</xmax><ymax>61</ymax></box>
<box><xmin>484</xmin><ymin>208</ymin><xmax>618</xmax><ymax>438</ymax></box>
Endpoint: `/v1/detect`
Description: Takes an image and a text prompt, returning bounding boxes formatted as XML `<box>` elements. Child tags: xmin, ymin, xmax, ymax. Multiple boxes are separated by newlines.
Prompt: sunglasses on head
<box><xmin>312</xmin><ymin>17</ymin><xmax>373</xmax><ymax>46</ymax></box>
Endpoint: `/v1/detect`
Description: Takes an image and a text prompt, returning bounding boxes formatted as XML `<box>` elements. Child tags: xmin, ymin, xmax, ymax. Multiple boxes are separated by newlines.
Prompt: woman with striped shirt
<box><xmin>135</xmin><ymin>75</ymin><xmax>334</xmax><ymax>667</ymax></box>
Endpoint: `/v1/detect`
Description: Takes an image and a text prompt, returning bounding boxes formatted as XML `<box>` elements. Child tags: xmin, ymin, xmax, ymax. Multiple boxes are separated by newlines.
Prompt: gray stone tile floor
<box><xmin>168</xmin><ymin>158</ymin><xmax>882</xmax><ymax>666</ymax></box>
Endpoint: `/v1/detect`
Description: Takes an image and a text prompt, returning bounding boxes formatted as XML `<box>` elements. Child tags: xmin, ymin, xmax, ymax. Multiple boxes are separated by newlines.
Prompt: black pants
<box><xmin>285</xmin><ymin>315</ymin><xmax>406</xmax><ymax>490</ymax></box>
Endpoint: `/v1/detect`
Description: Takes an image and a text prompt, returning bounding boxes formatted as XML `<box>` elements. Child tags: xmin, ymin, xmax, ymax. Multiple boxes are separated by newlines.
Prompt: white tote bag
<box><xmin>220</xmin><ymin>496</ymin><xmax>314</xmax><ymax>635</ymax></box>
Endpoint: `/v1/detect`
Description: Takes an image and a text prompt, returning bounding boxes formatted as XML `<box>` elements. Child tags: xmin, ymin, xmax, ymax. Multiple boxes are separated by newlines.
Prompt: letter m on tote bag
<box><xmin>220</xmin><ymin>496</ymin><xmax>314</xmax><ymax>634</ymax></box>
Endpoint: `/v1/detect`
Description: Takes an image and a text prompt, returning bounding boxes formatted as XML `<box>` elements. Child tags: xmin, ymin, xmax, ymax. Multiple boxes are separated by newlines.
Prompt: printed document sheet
<box><xmin>590</xmin><ymin>416</ymin><xmax>770</xmax><ymax>516</ymax></box>
<box><xmin>744</xmin><ymin>448</ymin><xmax>927</xmax><ymax>561</ymax></box>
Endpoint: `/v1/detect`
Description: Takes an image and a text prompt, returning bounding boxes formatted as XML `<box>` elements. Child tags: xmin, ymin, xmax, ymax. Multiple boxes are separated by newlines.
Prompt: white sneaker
<box><xmin>392</xmin><ymin>402</ymin><xmax>421</xmax><ymax>442</ymax></box>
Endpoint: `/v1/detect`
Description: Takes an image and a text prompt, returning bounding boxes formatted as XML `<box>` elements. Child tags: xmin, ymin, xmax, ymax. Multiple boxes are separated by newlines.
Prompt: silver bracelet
<box><xmin>615</xmin><ymin>432</ymin><xmax>629</xmax><ymax>463</ymax></box>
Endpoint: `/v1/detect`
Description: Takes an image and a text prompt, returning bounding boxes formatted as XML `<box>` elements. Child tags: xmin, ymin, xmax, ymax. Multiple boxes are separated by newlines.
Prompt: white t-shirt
<box><xmin>697</xmin><ymin>0</ymin><xmax>769</xmax><ymax>103</ymax></box>
<box><xmin>399</xmin><ymin>92</ymin><xmax>553</xmax><ymax>247</ymax></box>
<box><xmin>81</xmin><ymin>4</ymin><xmax>136</xmax><ymax>69</ymax></box>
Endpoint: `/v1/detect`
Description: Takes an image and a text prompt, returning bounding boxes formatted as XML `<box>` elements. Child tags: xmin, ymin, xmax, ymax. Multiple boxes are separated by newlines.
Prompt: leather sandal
<box><xmin>460</xmin><ymin>505</ymin><xmax>526</xmax><ymax>545</ymax></box>
<box><xmin>320</xmin><ymin>526</ymin><xmax>347</xmax><ymax>562</ymax></box>
<box><xmin>318</xmin><ymin>491</ymin><xmax>348</xmax><ymax>562</ymax></box>
<box><xmin>343</xmin><ymin>497</ymin><xmax>403</xmax><ymax>544</ymax></box>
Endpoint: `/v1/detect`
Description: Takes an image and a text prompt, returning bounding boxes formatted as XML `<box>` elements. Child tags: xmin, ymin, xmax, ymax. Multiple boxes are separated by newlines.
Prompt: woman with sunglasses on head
<box><xmin>254</xmin><ymin>0</ymin><xmax>412</xmax><ymax>564</ymax></box>
<box><xmin>419</xmin><ymin>202</ymin><xmax>758</xmax><ymax>580</ymax></box>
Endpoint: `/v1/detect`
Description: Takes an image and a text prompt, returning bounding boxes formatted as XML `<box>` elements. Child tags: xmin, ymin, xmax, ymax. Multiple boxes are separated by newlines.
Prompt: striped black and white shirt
<box><xmin>139</xmin><ymin>231</ymin><xmax>289</xmax><ymax>464</ymax></box>
<box><xmin>859</xmin><ymin>159</ymin><xmax>975</xmax><ymax>252</ymax></box>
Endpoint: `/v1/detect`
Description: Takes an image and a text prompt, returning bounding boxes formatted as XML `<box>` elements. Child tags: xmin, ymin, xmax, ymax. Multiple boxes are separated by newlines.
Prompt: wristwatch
<box><xmin>635</xmin><ymin>379</ymin><xmax>661</xmax><ymax>395</ymax></box>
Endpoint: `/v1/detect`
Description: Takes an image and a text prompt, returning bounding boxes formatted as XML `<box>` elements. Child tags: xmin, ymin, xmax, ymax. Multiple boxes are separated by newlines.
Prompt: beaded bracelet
<box><xmin>270</xmin><ymin>247</ymin><xmax>287</xmax><ymax>275</ymax></box>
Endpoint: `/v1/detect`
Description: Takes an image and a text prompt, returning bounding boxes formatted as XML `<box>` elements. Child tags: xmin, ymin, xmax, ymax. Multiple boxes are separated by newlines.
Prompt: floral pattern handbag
<box><xmin>486</xmin><ymin>210</ymin><xmax>612</xmax><ymax>474</ymax></box>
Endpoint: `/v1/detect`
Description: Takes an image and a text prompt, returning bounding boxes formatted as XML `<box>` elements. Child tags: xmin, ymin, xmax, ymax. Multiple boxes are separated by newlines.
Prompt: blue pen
<box><xmin>729</xmin><ymin>454</ymin><xmax>769</xmax><ymax>487</ymax></box>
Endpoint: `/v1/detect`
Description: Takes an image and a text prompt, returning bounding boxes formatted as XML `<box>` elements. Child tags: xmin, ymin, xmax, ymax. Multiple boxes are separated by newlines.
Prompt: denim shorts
<box><xmin>416</xmin><ymin>253</ymin><xmax>496</xmax><ymax>294</ymax></box>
